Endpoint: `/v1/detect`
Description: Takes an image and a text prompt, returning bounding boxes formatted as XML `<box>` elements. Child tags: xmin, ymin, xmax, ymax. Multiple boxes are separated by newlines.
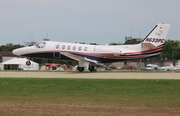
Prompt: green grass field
<box><xmin>0</xmin><ymin>78</ymin><xmax>180</xmax><ymax>116</ymax></box>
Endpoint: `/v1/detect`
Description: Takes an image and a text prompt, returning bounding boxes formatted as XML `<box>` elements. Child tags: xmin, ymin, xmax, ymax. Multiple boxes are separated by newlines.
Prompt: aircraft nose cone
<box><xmin>12</xmin><ymin>47</ymin><xmax>31</xmax><ymax>56</ymax></box>
<box><xmin>12</xmin><ymin>49</ymin><xmax>20</xmax><ymax>56</ymax></box>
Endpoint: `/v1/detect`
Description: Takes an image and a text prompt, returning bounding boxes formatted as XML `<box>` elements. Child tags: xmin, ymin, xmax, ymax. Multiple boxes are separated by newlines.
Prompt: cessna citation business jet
<box><xmin>13</xmin><ymin>23</ymin><xmax>170</xmax><ymax>72</ymax></box>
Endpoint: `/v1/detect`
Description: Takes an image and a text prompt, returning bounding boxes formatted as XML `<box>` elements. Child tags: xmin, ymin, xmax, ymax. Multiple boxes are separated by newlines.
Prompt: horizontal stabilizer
<box><xmin>142</xmin><ymin>43</ymin><xmax>156</xmax><ymax>49</ymax></box>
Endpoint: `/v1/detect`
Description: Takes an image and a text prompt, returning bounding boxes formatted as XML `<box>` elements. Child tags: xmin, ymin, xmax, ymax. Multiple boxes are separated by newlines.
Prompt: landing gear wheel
<box><xmin>26</xmin><ymin>60</ymin><xmax>31</xmax><ymax>66</ymax></box>
<box><xmin>88</xmin><ymin>66</ymin><xmax>95</xmax><ymax>72</ymax></box>
<box><xmin>77</xmin><ymin>67</ymin><xmax>84</xmax><ymax>72</ymax></box>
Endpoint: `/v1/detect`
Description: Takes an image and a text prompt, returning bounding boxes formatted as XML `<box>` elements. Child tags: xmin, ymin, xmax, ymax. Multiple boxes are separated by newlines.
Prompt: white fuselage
<box><xmin>13</xmin><ymin>40</ymin><xmax>162</xmax><ymax>63</ymax></box>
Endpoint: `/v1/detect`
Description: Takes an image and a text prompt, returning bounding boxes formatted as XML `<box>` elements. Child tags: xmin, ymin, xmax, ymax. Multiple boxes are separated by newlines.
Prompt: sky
<box><xmin>0</xmin><ymin>0</ymin><xmax>180</xmax><ymax>45</ymax></box>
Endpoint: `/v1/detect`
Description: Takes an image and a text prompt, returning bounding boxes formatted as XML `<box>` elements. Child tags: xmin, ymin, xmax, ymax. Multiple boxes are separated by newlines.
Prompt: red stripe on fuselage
<box><xmin>23</xmin><ymin>46</ymin><xmax>162</xmax><ymax>60</ymax></box>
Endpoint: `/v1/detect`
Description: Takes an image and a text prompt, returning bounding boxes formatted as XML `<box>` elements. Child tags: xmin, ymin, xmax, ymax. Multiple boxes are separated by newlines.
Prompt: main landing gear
<box><xmin>88</xmin><ymin>65</ymin><xmax>96</xmax><ymax>72</ymax></box>
<box><xmin>77</xmin><ymin>67</ymin><xmax>85</xmax><ymax>72</ymax></box>
<box><xmin>77</xmin><ymin>63</ymin><xmax>97</xmax><ymax>72</ymax></box>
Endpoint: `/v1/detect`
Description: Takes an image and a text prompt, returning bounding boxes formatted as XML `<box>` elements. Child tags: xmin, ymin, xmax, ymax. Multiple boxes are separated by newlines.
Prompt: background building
<box><xmin>0</xmin><ymin>52</ymin><xmax>16</xmax><ymax>63</ymax></box>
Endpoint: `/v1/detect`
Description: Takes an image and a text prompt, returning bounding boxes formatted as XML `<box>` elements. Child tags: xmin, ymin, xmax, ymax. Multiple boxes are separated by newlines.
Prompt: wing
<box><xmin>61</xmin><ymin>52</ymin><xmax>98</xmax><ymax>64</ymax></box>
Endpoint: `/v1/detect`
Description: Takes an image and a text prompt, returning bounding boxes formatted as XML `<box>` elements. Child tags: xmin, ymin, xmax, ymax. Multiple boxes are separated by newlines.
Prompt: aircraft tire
<box><xmin>88</xmin><ymin>66</ymin><xmax>95</xmax><ymax>72</ymax></box>
<box><xmin>26</xmin><ymin>60</ymin><xmax>31</xmax><ymax>66</ymax></box>
<box><xmin>77</xmin><ymin>67</ymin><xmax>84</xmax><ymax>72</ymax></box>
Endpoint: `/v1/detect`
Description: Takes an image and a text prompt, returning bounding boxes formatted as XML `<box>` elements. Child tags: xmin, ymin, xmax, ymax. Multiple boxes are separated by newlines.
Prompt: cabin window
<box><xmin>73</xmin><ymin>46</ymin><xmax>76</xmax><ymax>50</ymax></box>
<box><xmin>67</xmin><ymin>46</ymin><xmax>71</xmax><ymax>50</ymax></box>
<box><xmin>78</xmin><ymin>46</ymin><xmax>82</xmax><ymax>51</ymax></box>
<box><xmin>84</xmin><ymin>47</ymin><xmax>88</xmax><ymax>51</ymax></box>
<box><xmin>56</xmin><ymin>45</ymin><xmax>59</xmax><ymax>49</ymax></box>
<box><xmin>62</xmin><ymin>45</ymin><xmax>65</xmax><ymax>49</ymax></box>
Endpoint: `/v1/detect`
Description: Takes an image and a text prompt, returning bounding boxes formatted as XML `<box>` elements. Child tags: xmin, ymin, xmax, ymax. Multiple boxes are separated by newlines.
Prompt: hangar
<box><xmin>0</xmin><ymin>58</ymin><xmax>39</xmax><ymax>70</ymax></box>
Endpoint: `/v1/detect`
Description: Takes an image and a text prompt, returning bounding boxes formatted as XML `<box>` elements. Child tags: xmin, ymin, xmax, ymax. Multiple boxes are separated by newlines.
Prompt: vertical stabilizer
<box><xmin>142</xmin><ymin>23</ymin><xmax>170</xmax><ymax>49</ymax></box>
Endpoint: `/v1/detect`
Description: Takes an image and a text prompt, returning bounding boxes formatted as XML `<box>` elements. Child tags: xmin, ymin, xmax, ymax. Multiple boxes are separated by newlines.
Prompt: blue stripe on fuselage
<box><xmin>21</xmin><ymin>50</ymin><xmax>161</xmax><ymax>63</ymax></box>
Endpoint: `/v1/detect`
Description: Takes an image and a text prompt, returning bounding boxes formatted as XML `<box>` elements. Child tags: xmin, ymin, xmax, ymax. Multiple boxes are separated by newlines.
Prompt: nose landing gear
<box><xmin>26</xmin><ymin>60</ymin><xmax>31</xmax><ymax>66</ymax></box>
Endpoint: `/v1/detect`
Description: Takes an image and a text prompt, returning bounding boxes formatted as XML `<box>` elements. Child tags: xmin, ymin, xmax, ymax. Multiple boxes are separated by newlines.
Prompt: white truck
<box><xmin>145</xmin><ymin>64</ymin><xmax>158</xmax><ymax>71</ymax></box>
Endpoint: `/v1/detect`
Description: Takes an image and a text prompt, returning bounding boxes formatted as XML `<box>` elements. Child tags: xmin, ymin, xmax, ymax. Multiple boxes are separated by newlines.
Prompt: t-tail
<box><xmin>142</xmin><ymin>23</ymin><xmax>170</xmax><ymax>49</ymax></box>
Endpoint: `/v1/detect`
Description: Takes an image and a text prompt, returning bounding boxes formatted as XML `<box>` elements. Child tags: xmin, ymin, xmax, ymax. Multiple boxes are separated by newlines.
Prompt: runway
<box><xmin>0</xmin><ymin>71</ymin><xmax>179</xmax><ymax>79</ymax></box>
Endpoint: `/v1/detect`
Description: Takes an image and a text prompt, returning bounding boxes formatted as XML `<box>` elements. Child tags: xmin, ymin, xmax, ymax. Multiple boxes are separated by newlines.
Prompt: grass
<box><xmin>0</xmin><ymin>78</ymin><xmax>180</xmax><ymax>115</ymax></box>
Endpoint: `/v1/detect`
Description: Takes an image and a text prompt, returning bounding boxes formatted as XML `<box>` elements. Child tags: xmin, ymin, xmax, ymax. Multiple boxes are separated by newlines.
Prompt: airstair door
<box><xmin>54</xmin><ymin>44</ymin><xmax>61</xmax><ymax>58</ymax></box>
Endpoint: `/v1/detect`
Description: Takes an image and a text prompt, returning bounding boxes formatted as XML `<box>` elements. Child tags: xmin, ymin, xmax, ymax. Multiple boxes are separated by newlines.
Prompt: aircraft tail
<box><xmin>142</xmin><ymin>23</ymin><xmax>170</xmax><ymax>49</ymax></box>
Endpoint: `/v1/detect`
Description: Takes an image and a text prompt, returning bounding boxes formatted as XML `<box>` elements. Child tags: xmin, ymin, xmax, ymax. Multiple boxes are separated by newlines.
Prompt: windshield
<box><xmin>34</xmin><ymin>42</ymin><xmax>46</xmax><ymax>48</ymax></box>
<box><xmin>34</xmin><ymin>42</ymin><xmax>40</xmax><ymax>47</ymax></box>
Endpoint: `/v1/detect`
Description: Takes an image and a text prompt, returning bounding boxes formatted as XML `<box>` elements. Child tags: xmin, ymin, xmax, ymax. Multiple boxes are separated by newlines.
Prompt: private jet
<box><xmin>13</xmin><ymin>23</ymin><xmax>170</xmax><ymax>72</ymax></box>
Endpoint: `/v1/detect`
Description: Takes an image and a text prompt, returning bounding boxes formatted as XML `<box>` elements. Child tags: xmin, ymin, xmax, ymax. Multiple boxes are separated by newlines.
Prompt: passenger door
<box><xmin>53</xmin><ymin>44</ymin><xmax>61</xmax><ymax>58</ymax></box>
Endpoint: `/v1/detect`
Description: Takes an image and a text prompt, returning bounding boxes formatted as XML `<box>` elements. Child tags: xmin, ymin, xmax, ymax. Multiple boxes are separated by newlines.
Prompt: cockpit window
<box><xmin>35</xmin><ymin>42</ymin><xmax>40</xmax><ymax>48</ymax></box>
<box><xmin>35</xmin><ymin>42</ymin><xmax>46</xmax><ymax>48</ymax></box>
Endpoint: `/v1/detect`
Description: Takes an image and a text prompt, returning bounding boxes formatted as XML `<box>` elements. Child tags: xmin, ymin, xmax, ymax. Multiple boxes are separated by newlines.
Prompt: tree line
<box><xmin>0</xmin><ymin>43</ymin><xmax>24</xmax><ymax>52</ymax></box>
<box><xmin>160</xmin><ymin>40</ymin><xmax>180</xmax><ymax>60</ymax></box>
